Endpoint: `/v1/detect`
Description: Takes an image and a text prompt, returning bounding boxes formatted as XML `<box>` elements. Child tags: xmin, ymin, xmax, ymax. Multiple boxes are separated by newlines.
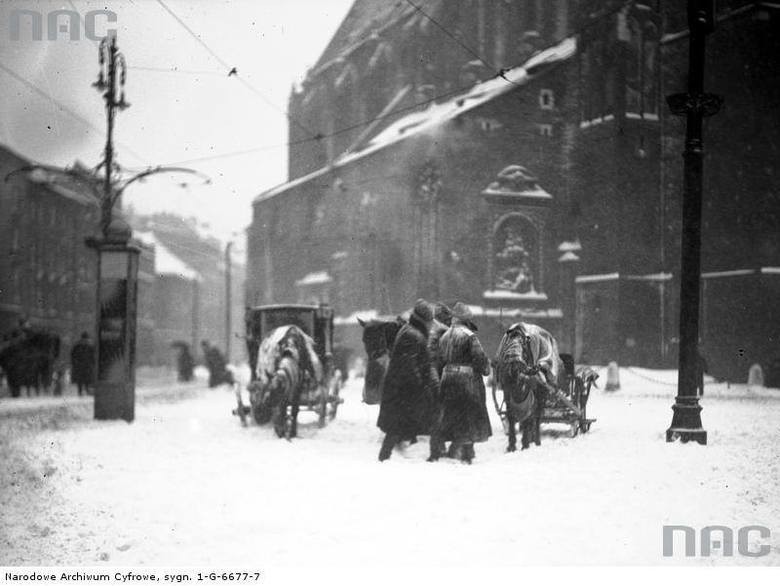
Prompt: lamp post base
<box><xmin>666</xmin><ymin>398</ymin><xmax>707</xmax><ymax>445</ymax></box>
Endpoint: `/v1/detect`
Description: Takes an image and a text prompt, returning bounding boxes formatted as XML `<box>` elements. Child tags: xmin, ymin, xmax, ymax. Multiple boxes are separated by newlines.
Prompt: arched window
<box><xmin>493</xmin><ymin>215</ymin><xmax>538</xmax><ymax>294</ymax></box>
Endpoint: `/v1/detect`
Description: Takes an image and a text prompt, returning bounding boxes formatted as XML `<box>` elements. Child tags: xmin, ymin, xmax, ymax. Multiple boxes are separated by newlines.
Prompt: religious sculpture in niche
<box><xmin>494</xmin><ymin>217</ymin><xmax>536</xmax><ymax>294</ymax></box>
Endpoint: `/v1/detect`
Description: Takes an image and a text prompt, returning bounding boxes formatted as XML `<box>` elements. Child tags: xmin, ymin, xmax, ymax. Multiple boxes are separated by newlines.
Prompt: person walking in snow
<box><xmin>429</xmin><ymin>302</ymin><xmax>491</xmax><ymax>464</ymax></box>
<box><xmin>70</xmin><ymin>332</ymin><xmax>95</xmax><ymax>396</ymax></box>
<box><xmin>376</xmin><ymin>299</ymin><xmax>439</xmax><ymax>461</ymax></box>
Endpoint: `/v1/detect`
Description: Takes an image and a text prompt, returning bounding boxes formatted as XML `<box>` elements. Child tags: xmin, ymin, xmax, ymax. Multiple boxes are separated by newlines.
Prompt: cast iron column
<box><xmin>665</xmin><ymin>0</ymin><xmax>722</xmax><ymax>444</ymax></box>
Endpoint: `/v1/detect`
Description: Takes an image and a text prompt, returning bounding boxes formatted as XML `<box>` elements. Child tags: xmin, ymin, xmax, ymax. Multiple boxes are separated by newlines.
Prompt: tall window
<box><xmin>626</xmin><ymin>17</ymin><xmax>659</xmax><ymax>117</ymax></box>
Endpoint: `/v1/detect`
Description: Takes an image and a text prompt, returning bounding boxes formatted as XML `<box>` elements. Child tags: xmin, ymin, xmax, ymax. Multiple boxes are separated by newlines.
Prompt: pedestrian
<box><xmin>201</xmin><ymin>340</ymin><xmax>231</xmax><ymax>388</ymax></box>
<box><xmin>429</xmin><ymin>302</ymin><xmax>491</xmax><ymax>464</ymax></box>
<box><xmin>377</xmin><ymin>299</ymin><xmax>439</xmax><ymax>461</ymax></box>
<box><xmin>174</xmin><ymin>342</ymin><xmax>195</xmax><ymax>382</ymax></box>
<box><xmin>70</xmin><ymin>332</ymin><xmax>95</xmax><ymax>396</ymax></box>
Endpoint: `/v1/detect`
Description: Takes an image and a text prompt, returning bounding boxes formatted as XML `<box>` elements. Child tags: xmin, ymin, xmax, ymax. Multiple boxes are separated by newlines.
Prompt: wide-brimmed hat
<box><xmin>411</xmin><ymin>298</ymin><xmax>434</xmax><ymax>323</ymax></box>
<box><xmin>451</xmin><ymin>302</ymin><xmax>478</xmax><ymax>331</ymax></box>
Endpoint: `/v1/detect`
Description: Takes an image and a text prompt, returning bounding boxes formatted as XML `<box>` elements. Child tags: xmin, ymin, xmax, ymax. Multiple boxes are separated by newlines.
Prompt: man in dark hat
<box><xmin>70</xmin><ymin>332</ymin><xmax>95</xmax><ymax>396</ymax></box>
<box><xmin>429</xmin><ymin>302</ymin><xmax>491</xmax><ymax>464</ymax></box>
<box><xmin>377</xmin><ymin>299</ymin><xmax>439</xmax><ymax>461</ymax></box>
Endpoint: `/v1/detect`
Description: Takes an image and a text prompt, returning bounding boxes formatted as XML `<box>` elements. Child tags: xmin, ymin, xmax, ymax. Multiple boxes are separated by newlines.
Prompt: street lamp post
<box><xmin>89</xmin><ymin>35</ymin><xmax>137</xmax><ymax>422</ymax></box>
<box><xmin>5</xmin><ymin>38</ymin><xmax>209</xmax><ymax>422</ymax></box>
<box><xmin>665</xmin><ymin>0</ymin><xmax>722</xmax><ymax>444</ymax></box>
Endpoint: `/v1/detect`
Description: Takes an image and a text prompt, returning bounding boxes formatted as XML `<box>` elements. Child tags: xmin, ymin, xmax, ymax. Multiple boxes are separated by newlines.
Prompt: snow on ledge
<box><xmin>466</xmin><ymin>304</ymin><xmax>563</xmax><ymax>320</ymax></box>
<box><xmin>483</xmin><ymin>289</ymin><xmax>549</xmax><ymax>301</ymax></box>
<box><xmin>575</xmin><ymin>272</ymin><xmax>620</xmax><ymax>284</ymax></box>
<box><xmin>295</xmin><ymin>271</ymin><xmax>333</xmax><ymax>286</ymax></box>
<box><xmin>333</xmin><ymin>309</ymin><xmax>380</xmax><ymax>326</ymax></box>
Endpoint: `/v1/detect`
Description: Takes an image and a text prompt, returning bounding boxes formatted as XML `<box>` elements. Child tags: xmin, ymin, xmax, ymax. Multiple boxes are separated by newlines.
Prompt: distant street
<box><xmin>1</xmin><ymin>371</ymin><xmax>778</xmax><ymax>566</ymax></box>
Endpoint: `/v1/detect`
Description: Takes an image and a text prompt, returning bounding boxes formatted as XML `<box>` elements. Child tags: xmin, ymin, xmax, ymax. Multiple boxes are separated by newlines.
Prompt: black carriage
<box><xmin>234</xmin><ymin>303</ymin><xmax>342</xmax><ymax>430</ymax></box>
<box><xmin>491</xmin><ymin>353</ymin><xmax>597</xmax><ymax>438</ymax></box>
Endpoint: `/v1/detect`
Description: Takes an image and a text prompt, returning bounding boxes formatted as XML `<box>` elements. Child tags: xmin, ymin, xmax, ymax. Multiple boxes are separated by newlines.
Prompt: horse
<box><xmin>250</xmin><ymin>325</ymin><xmax>323</xmax><ymax>438</ymax></box>
<box><xmin>495</xmin><ymin>322</ymin><xmax>566</xmax><ymax>452</ymax></box>
<box><xmin>357</xmin><ymin>316</ymin><xmax>404</xmax><ymax>405</ymax></box>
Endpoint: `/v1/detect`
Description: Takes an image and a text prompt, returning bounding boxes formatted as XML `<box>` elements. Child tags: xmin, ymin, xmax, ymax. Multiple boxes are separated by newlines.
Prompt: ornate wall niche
<box><xmin>481</xmin><ymin>165</ymin><xmax>552</xmax><ymax>300</ymax></box>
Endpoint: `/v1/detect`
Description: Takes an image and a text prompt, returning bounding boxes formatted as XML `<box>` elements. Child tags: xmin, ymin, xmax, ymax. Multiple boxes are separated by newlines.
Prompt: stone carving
<box><xmin>494</xmin><ymin>220</ymin><xmax>535</xmax><ymax>293</ymax></box>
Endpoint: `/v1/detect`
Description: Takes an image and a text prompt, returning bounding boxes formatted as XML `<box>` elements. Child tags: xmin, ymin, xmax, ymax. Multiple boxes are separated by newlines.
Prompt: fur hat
<box><xmin>411</xmin><ymin>298</ymin><xmax>434</xmax><ymax>323</ymax></box>
<box><xmin>451</xmin><ymin>302</ymin><xmax>478</xmax><ymax>331</ymax></box>
<box><xmin>433</xmin><ymin>302</ymin><xmax>453</xmax><ymax>325</ymax></box>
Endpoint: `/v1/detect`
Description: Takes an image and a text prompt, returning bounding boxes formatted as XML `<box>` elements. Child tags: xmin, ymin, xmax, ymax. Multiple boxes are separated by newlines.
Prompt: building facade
<box><xmin>247</xmin><ymin>0</ymin><xmax>780</xmax><ymax>380</ymax></box>
<box><xmin>0</xmin><ymin>145</ymin><xmax>100</xmax><ymax>357</ymax></box>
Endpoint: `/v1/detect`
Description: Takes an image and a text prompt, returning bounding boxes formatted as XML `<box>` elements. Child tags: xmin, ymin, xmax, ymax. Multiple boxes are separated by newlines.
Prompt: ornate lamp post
<box><xmin>665</xmin><ymin>0</ymin><xmax>722</xmax><ymax>444</ymax></box>
<box><xmin>8</xmin><ymin>37</ymin><xmax>208</xmax><ymax>422</ymax></box>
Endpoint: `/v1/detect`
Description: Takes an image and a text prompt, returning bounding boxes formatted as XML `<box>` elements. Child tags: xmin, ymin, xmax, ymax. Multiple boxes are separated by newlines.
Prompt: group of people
<box><xmin>0</xmin><ymin>320</ymin><xmax>94</xmax><ymax>398</ymax></box>
<box><xmin>172</xmin><ymin>340</ymin><xmax>233</xmax><ymax>388</ymax></box>
<box><xmin>377</xmin><ymin>299</ymin><xmax>492</xmax><ymax>464</ymax></box>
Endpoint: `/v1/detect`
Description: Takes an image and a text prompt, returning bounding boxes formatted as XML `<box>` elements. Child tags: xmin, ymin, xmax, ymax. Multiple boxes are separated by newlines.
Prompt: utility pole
<box><xmin>665</xmin><ymin>0</ymin><xmax>722</xmax><ymax>444</ymax></box>
<box><xmin>225</xmin><ymin>241</ymin><xmax>233</xmax><ymax>363</ymax></box>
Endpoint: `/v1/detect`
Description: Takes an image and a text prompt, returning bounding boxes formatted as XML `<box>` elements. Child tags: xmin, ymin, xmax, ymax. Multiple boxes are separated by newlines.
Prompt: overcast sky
<box><xmin>0</xmin><ymin>0</ymin><xmax>354</xmax><ymax>247</ymax></box>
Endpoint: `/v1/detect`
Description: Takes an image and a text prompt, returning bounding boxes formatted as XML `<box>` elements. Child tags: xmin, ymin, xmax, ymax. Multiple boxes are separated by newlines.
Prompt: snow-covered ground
<box><xmin>1</xmin><ymin>368</ymin><xmax>778</xmax><ymax>566</ymax></box>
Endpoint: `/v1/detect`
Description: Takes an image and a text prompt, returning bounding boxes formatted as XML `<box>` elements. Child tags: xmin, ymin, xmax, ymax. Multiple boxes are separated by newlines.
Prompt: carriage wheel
<box><xmin>580</xmin><ymin>420</ymin><xmax>592</xmax><ymax>433</ymax></box>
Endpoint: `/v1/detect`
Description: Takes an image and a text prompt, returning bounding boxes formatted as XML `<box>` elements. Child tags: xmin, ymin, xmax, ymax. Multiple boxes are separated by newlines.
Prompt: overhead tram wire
<box><xmin>139</xmin><ymin>3</ymin><xmax>633</xmax><ymax>169</ymax></box>
<box><xmin>153</xmin><ymin>0</ymin><xmax>317</xmax><ymax>139</ymax></box>
<box><xmin>0</xmin><ymin>61</ymin><xmax>146</xmax><ymax>164</ymax></box>
<box><xmin>403</xmin><ymin>0</ymin><xmax>500</xmax><ymax>74</ymax></box>
<box><xmin>145</xmin><ymin>82</ymin><xmax>473</xmax><ymax>168</ymax></box>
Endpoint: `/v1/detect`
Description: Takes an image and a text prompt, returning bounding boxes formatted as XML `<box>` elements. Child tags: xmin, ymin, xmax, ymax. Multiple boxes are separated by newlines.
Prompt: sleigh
<box><xmin>233</xmin><ymin>304</ymin><xmax>343</xmax><ymax>433</ymax></box>
<box><xmin>491</xmin><ymin>352</ymin><xmax>598</xmax><ymax>438</ymax></box>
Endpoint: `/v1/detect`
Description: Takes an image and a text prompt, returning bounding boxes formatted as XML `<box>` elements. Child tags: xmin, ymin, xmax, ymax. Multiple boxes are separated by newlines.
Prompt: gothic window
<box><xmin>626</xmin><ymin>16</ymin><xmax>659</xmax><ymax>117</ymax></box>
<box><xmin>493</xmin><ymin>215</ymin><xmax>538</xmax><ymax>294</ymax></box>
<box><xmin>412</xmin><ymin>160</ymin><xmax>443</xmax><ymax>298</ymax></box>
<box><xmin>538</xmin><ymin>123</ymin><xmax>553</xmax><ymax>137</ymax></box>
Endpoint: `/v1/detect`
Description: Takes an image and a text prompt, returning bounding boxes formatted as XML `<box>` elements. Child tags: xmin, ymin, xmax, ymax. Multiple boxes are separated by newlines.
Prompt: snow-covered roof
<box><xmin>295</xmin><ymin>271</ymin><xmax>333</xmax><ymax>286</ymax></box>
<box><xmin>255</xmin><ymin>36</ymin><xmax>577</xmax><ymax>204</ymax></box>
<box><xmin>134</xmin><ymin>231</ymin><xmax>202</xmax><ymax>282</ymax></box>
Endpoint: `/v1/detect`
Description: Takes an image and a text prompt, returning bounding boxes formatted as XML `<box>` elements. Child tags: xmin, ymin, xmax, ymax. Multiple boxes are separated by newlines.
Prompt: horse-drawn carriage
<box><xmin>234</xmin><ymin>304</ymin><xmax>342</xmax><ymax>437</ymax></box>
<box><xmin>491</xmin><ymin>322</ymin><xmax>598</xmax><ymax>450</ymax></box>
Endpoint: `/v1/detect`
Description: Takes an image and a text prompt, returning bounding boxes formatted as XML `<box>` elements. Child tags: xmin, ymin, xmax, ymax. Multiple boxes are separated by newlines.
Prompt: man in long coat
<box><xmin>430</xmin><ymin>302</ymin><xmax>491</xmax><ymax>464</ymax></box>
<box><xmin>70</xmin><ymin>332</ymin><xmax>95</xmax><ymax>396</ymax></box>
<box><xmin>377</xmin><ymin>299</ymin><xmax>439</xmax><ymax>461</ymax></box>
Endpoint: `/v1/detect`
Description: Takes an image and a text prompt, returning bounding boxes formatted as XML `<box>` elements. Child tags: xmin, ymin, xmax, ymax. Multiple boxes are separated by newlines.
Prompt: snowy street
<box><xmin>1</xmin><ymin>370</ymin><xmax>778</xmax><ymax>566</ymax></box>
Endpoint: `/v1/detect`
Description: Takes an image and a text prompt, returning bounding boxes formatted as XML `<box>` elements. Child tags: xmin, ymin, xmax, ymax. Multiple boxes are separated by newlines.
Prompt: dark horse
<box><xmin>494</xmin><ymin>322</ymin><xmax>565</xmax><ymax>451</ymax></box>
<box><xmin>357</xmin><ymin>316</ymin><xmax>404</xmax><ymax>405</ymax></box>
